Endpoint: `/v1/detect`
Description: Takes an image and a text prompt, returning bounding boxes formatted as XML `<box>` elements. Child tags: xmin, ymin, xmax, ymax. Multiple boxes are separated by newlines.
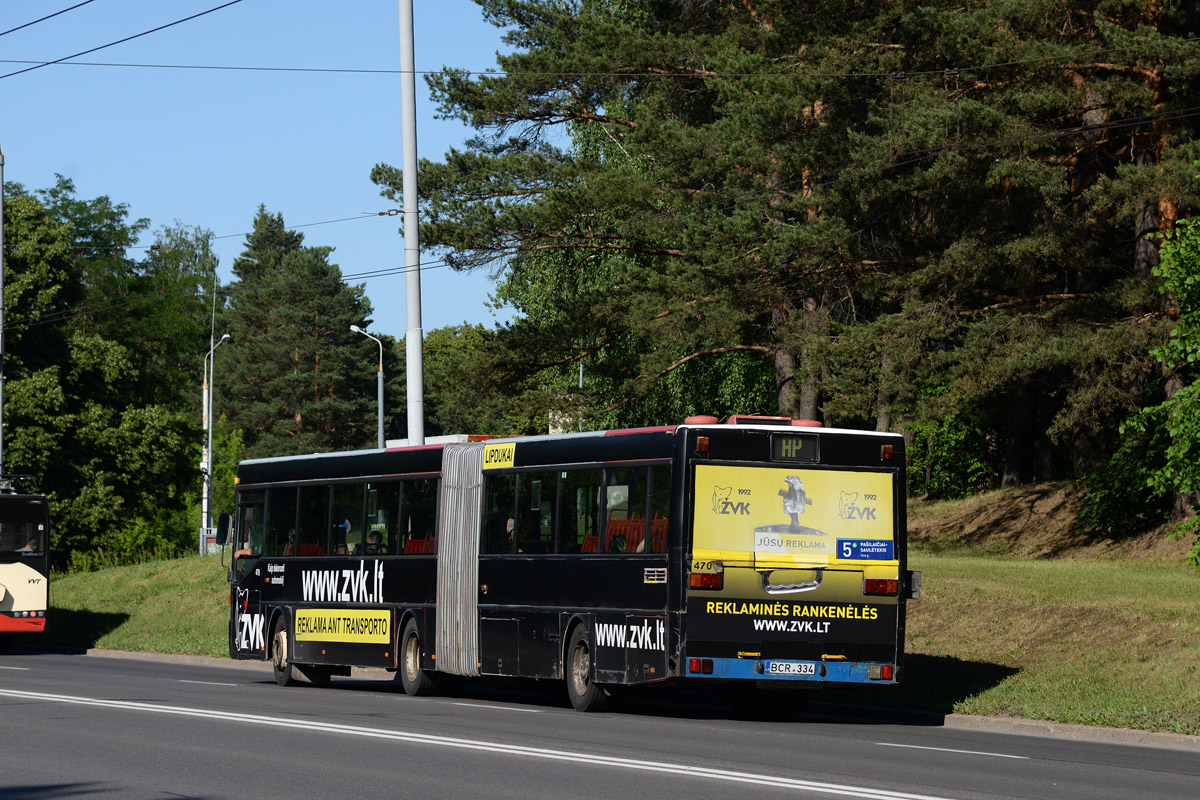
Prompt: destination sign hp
<box><xmin>771</xmin><ymin>433</ymin><xmax>819</xmax><ymax>462</ymax></box>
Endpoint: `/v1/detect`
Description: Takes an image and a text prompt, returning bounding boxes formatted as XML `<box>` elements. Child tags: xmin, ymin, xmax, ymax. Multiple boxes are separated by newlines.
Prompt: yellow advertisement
<box><xmin>693</xmin><ymin>464</ymin><xmax>895</xmax><ymax>567</ymax></box>
<box><xmin>294</xmin><ymin>609</ymin><xmax>391</xmax><ymax>644</ymax></box>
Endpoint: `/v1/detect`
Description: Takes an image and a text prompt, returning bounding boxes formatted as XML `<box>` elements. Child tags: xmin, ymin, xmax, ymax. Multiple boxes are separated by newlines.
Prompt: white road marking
<box><xmin>452</xmin><ymin>701</ymin><xmax>542</xmax><ymax>713</ymax></box>
<box><xmin>877</xmin><ymin>742</ymin><xmax>1029</xmax><ymax>760</ymax></box>
<box><xmin>0</xmin><ymin>666</ymin><xmax>31</xmax><ymax>671</ymax></box>
<box><xmin>177</xmin><ymin>680</ymin><xmax>238</xmax><ymax>687</ymax></box>
<box><xmin>0</xmin><ymin>688</ymin><xmax>962</xmax><ymax>800</ymax></box>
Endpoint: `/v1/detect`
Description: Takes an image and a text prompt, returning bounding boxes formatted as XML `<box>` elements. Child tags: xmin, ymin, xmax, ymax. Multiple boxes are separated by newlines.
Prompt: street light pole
<box><xmin>351</xmin><ymin>325</ymin><xmax>385</xmax><ymax>449</ymax></box>
<box><xmin>200</xmin><ymin>333</ymin><xmax>229</xmax><ymax>553</ymax></box>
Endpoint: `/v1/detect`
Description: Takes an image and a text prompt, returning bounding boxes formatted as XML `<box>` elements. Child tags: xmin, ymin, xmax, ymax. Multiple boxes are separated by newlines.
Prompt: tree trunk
<box><xmin>772</xmin><ymin>304</ymin><xmax>799</xmax><ymax>418</ymax></box>
<box><xmin>1002</xmin><ymin>377</ymin><xmax>1037</xmax><ymax>487</ymax></box>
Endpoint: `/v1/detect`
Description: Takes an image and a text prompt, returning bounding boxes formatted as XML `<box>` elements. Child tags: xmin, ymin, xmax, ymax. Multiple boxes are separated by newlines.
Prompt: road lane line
<box><xmin>0</xmin><ymin>688</ymin><xmax>961</xmax><ymax>800</ymax></box>
<box><xmin>452</xmin><ymin>701</ymin><xmax>542</xmax><ymax>713</ymax></box>
<box><xmin>178</xmin><ymin>680</ymin><xmax>238</xmax><ymax>687</ymax></box>
<box><xmin>877</xmin><ymin>743</ymin><xmax>1029</xmax><ymax>760</ymax></box>
<box><xmin>0</xmin><ymin>666</ymin><xmax>31</xmax><ymax>671</ymax></box>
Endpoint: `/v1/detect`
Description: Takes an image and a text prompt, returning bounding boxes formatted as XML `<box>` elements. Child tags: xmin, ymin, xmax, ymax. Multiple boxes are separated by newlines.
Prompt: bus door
<box><xmin>685</xmin><ymin>431</ymin><xmax>907</xmax><ymax>685</ymax></box>
<box><xmin>231</xmin><ymin>492</ymin><xmax>267</xmax><ymax>660</ymax></box>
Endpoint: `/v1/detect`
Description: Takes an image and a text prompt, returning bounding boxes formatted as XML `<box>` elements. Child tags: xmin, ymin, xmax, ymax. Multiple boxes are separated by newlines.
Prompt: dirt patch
<box><xmin>908</xmin><ymin>481</ymin><xmax>1193</xmax><ymax>562</ymax></box>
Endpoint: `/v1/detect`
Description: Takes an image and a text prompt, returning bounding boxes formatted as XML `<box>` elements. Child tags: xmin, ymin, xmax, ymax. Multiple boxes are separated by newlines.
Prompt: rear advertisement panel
<box><xmin>693</xmin><ymin>464</ymin><xmax>896</xmax><ymax>568</ymax></box>
<box><xmin>688</xmin><ymin>464</ymin><xmax>900</xmax><ymax>672</ymax></box>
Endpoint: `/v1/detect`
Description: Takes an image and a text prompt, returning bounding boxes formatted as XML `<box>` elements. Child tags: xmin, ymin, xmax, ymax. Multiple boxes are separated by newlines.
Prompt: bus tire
<box><xmin>400</xmin><ymin>618</ymin><xmax>435</xmax><ymax>696</ymax></box>
<box><xmin>271</xmin><ymin>616</ymin><xmax>298</xmax><ymax>687</ymax></box>
<box><xmin>566</xmin><ymin>626</ymin><xmax>611</xmax><ymax>712</ymax></box>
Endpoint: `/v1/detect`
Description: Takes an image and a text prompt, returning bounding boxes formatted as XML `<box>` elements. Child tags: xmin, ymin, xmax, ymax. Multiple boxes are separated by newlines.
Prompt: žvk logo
<box><xmin>712</xmin><ymin>485</ymin><xmax>750</xmax><ymax>515</ymax></box>
<box><xmin>838</xmin><ymin>491</ymin><xmax>877</xmax><ymax>520</ymax></box>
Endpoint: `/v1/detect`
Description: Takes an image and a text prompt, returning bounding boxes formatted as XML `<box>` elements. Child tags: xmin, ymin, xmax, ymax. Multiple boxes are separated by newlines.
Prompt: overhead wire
<box><xmin>0</xmin><ymin>0</ymin><xmax>99</xmax><ymax>39</ymax></box>
<box><xmin>0</xmin><ymin>32</ymin><xmax>1195</xmax><ymax>80</ymax></box>
<box><xmin>0</xmin><ymin>0</ymin><xmax>246</xmax><ymax>81</ymax></box>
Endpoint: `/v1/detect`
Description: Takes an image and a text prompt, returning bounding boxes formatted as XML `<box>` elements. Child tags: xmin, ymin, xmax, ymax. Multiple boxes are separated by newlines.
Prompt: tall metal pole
<box><xmin>351</xmin><ymin>325</ymin><xmax>385</xmax><ymax>448</ymax></box>
<box><xmin>0</xmin><ymin>139</ymin><xmax>6</xmax><ymax>476</ymax></box>
<box><xmin>201</xmin><ymin>333</ymin><xmax>228</xmax><ymax>553</ymax></box>
<box><xmin>399</xmin><ymin>0</ymin><xmax>425</xmax><ymax>445</ymax></box>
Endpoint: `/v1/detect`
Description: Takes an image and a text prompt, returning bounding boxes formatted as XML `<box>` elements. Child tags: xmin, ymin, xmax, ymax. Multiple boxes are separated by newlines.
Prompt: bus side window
<box><xmin>298</xmin><ymin>485</ymin><xmax>331</xmax><ymax>555</ymax></box>
<box><xmin>557</xmin><ymin>469</ymin><xmax>601</xmax><ymax>554</ymax></box>
<box><xmin>483</xmin><ymin>475</ymin><xmax>516</xmax><ymax>554</ymax></box>
<box><xmin>367</xmin><ymin>482</ymin><xmax>400</xmax><ymax>555</ymax></box>
<box><xmin>645</xmin><ymin>465</ymin><xmax>671</xmax><ymax>553</ymax></box>
<box><xmin>401</xmin><ymin>478</ymin><xmax>438</xmax><ymax>555</ymax></box>
<box><xmin>265</xmin><ymin>487</ymin><xmax>297</xmax><ymax>557</ymax></box>
<box><xmin>603</xmin><ymin>467</ymin><xmax>647</xmax><ymax>554</ymax></box>
<box><xmin>516</xmin><ymin>472</ymin><xmax>556</xmax><ymax>554</ymax></box>
<box><xmin>332</xmin><ymin>483</ymin><xmax>366</xmax><ymax>555</ymax></box>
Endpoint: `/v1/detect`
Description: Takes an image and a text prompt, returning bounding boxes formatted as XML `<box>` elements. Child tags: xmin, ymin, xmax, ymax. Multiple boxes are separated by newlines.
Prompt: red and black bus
<box><xmin>222</xmin><ymin>419</ymin><xmax>920</xmax><ymax>710</ymax></box>
<box><xmin>0</xmin><ymin>477</ymin><xmax>50</xmax><ymax>654</ymax></box>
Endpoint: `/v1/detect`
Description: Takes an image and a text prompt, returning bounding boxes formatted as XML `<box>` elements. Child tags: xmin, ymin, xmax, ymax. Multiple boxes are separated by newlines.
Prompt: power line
<box><xmin>0</xmin><ymin>0</ymin><xmax>246</xmax><ymax>81</ymax></box>
<box><xmin>0</xmin><ymin>1</ymin><xmax>99</xmax><ymax>38</ymax></box>
<box><xmin>0</xmin><ymin>35</ymin><xmax>1195</xmax><ymax>81</ymax></box>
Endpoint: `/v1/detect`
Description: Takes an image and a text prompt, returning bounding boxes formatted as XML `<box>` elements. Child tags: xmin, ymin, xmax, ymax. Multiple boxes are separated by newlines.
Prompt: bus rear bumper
<box><xmin>0</xmin><ymin>614</ymin><xmax>47</xmax><ymax>633</ymax></box>
<box><xmin>685</xmin><ymin>656</ymin><xmax>896</xmax><ymax>684</ymax></box>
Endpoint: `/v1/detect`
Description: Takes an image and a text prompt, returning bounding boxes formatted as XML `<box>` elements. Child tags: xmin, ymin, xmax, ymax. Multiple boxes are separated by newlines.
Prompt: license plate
<box><xmin>766</xmin><ymin>661</ymin><xmax>816</xmax><ymax>676</ymax></box>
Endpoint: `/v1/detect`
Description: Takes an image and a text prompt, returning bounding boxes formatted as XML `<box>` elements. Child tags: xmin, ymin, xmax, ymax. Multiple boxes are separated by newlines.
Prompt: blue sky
<box><xmin>1</xmin><ymin>0</ymin><xmax>513</xmax><ymax>340</ymax></box>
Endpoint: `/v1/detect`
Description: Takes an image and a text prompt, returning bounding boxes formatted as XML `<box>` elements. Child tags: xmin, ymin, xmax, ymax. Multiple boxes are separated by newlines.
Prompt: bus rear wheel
<box><xmin>400</xmin><ymin>618</ymin><xmax>435</xmax><ymax>696</ymax></box>
<box><xmin>271</xmin><ymin>616</ymin><xmax>298</xmax><ymax>687</ymax></box>
<box><xmin>566</xmin><ymin>626</ymin><xmax>611</xmax><ymax>712</ymax></box>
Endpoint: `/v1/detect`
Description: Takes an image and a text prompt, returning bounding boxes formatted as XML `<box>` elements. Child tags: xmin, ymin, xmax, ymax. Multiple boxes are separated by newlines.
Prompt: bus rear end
<box><xmin>682</xmin><ymin>420</ymin><xmax>918</xmax><ymax>687</ymax></box>
<box><xmin>0</xmin><ymin>490</ymin><xmax>50</xmax><ymax>652</ymax></box>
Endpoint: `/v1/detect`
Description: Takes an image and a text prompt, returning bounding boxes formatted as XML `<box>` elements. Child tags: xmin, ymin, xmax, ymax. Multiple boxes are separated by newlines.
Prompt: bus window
<box><xmin>557</xmin><ymin>469</ymin><xmax>601</xmax><ymax>553</ymax></box>
<box><xmin>516</xmin><ymin>472</ymin><xmax>556</xmax><ymax>554</ymax></box>
<box><xmin>603</xmin><ymin>467</ymin><xmax>647</xmax><ymax>554</ymax></box>
<box><xmin>265</xmin><ymin>487</ymin><xmax>297</xmax><ymax>557</ymax></box>
<box><xmin>298</xmin><ymin>486</ymin><xmax>330</xmax><ymax>555</ymax></box>
<box><xmin>483</xmin><ymin>475</ymin><xmax>516</xmax><ymax>554</ymax></box>
<box><xmin>332</xmin><ymin>483</ymin><xmax>366</xmax><ymax>555</ymax></box>
<box><xmin>366</xmin><ymin>482</ymin><xmax>400</xmax><ymax>554</ymax></box>
<box><xmin>644</xmin><ymin>466</ymin><xmax>671</xmax><ymax>553</ymax></box>
<box><xmin>401</xmin><ymin>478</ymin><xmax>438</xmax><ymax>554</ymax></box>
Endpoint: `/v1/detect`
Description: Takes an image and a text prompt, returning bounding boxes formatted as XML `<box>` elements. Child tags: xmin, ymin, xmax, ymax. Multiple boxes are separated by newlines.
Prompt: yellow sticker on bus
<box><xmin>294</xmin><ymin>609</ymin><xmax>391</xmax><ymax>644</ymax></box>
<box><xmin>693</xmin><ymin>464</ymin><xmax>895</xmax><ymax>568</ymax></box>
<box><xmin>482</xmin><ymin>441</ymin><xmax>516</xmax><ymax>471</ymax></box>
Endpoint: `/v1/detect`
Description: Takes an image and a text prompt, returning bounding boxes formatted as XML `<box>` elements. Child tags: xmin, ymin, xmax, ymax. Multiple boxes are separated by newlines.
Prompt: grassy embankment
<box><xmin>35</xmin><ymin>483</ymin><xmax>1200</xmax><ymax>734</ymax></box>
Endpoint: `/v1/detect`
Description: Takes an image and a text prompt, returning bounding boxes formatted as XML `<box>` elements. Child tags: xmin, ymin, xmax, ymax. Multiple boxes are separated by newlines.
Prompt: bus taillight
<box><xmin>688</xmin><ymin>658</ymin><xmax>714</xmax><ymax>674</ymax></box>
<box><xmin>689</xmin><ymin>572</ymin><xmax>723</xmax><ymax>590</ymax></box>
<box><xmin>864</xmin><ymin>578</ymin><xmax>898</xmax><ymax>596</ymax></box>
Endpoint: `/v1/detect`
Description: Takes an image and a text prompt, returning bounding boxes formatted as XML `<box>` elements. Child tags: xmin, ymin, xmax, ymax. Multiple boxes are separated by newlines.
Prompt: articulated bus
<box><xmin>0</xmin><ymin>477</ymin><xmax>50</xmax><ymax>654</ymax></box>
<box><xmin>222</xmin><ymin>418</ymin><xmax>921</xmax><ymax>710</ymax></box>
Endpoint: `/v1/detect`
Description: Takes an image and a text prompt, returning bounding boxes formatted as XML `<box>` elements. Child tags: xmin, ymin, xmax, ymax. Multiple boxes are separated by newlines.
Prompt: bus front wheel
<box><xmin>566</xmin><ymin>626</ymin><xmax>612</xmax><ymax>712</ymax></box>
<box><xmin>271</xmin><ymin>616</ymin><xmax>298</xmax><ymax>687</ymax></box>
<box><xmin>400</xmin><ymin>618</ymin><xmax>435</xmax><ymax>696</ymax></box>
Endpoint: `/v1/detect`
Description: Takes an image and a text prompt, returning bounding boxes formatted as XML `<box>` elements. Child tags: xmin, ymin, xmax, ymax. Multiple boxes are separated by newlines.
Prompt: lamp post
<box><xmin>350</xmin><ymin>325</ymin><xmax>384</xmax><ymax>449</ymax></box>
<box><xmin>200</xmin><ymin>333</ymin><xmax>229</xmax><ymax>553</ymax></box>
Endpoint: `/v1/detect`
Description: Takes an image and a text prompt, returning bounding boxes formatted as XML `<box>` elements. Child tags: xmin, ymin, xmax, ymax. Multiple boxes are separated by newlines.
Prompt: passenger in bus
<box><xmin>364</xmin><ymin>530</ymin><xmax>386</xmax><ymax>554</ymax></box>
<box><xmin>283</xmin><ymin>531</ymin><xmax>296</xmax><ymax>556</ymax></box>
<box><xmin>16</xmin><ymin>537</ymin><xmax>38</xmax><ymax>552</ymax></box>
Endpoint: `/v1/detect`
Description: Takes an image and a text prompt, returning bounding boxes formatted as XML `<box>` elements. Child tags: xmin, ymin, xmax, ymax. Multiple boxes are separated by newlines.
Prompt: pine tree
<box><xmin>219</xmin><ymin>207</ymin><xmax>378</xmax><ymax>457</ymax></box>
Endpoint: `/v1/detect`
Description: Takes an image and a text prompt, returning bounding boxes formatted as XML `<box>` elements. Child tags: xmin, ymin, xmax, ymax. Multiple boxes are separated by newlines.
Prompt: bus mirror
<box><xmin>216</xmin><ymin>513</ymin><xmax>233</xmax><ymax>547</ymax></box>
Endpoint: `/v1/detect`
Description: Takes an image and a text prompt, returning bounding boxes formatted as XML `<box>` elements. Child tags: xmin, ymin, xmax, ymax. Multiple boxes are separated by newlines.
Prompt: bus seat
<box><xmin>650</xmin><ymin>518</ymin><xmax>668</xmax><ymax>552</ymax></box>
<box><xmin>581</xmin><ymin>535</ymin><xmax>598</xmax><ymax>553</ymax></box>
<box><xmin>297</xmin><ymin>542</ymin><xmax>322</xmax><ymax>556</ymax></box>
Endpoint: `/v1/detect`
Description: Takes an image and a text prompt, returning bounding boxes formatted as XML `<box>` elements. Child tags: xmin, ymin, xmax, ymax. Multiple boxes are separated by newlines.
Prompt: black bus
<box><xmin>222</xmin><ymin>418</ymin><xmax>920</xmax><ymax>710</ymax></box>
<box><xmin>0</xmin><ymin>477</ymin><xmax>50</xmax><ymax>654</ymax></box>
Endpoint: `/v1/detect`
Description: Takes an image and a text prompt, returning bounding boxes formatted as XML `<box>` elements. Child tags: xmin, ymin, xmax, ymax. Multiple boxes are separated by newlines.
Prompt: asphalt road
<box><xmin>1</xmin><ymin>651</ymin><xmax>1197</xmax><ymax>800</ymax></box>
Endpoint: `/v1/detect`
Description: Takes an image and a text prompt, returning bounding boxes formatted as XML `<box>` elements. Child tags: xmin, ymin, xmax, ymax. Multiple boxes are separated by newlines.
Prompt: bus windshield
<box><xmin>0</xmin><ymin>498</ymin><xmax>48</xmax><ymax>553</ymax></box>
